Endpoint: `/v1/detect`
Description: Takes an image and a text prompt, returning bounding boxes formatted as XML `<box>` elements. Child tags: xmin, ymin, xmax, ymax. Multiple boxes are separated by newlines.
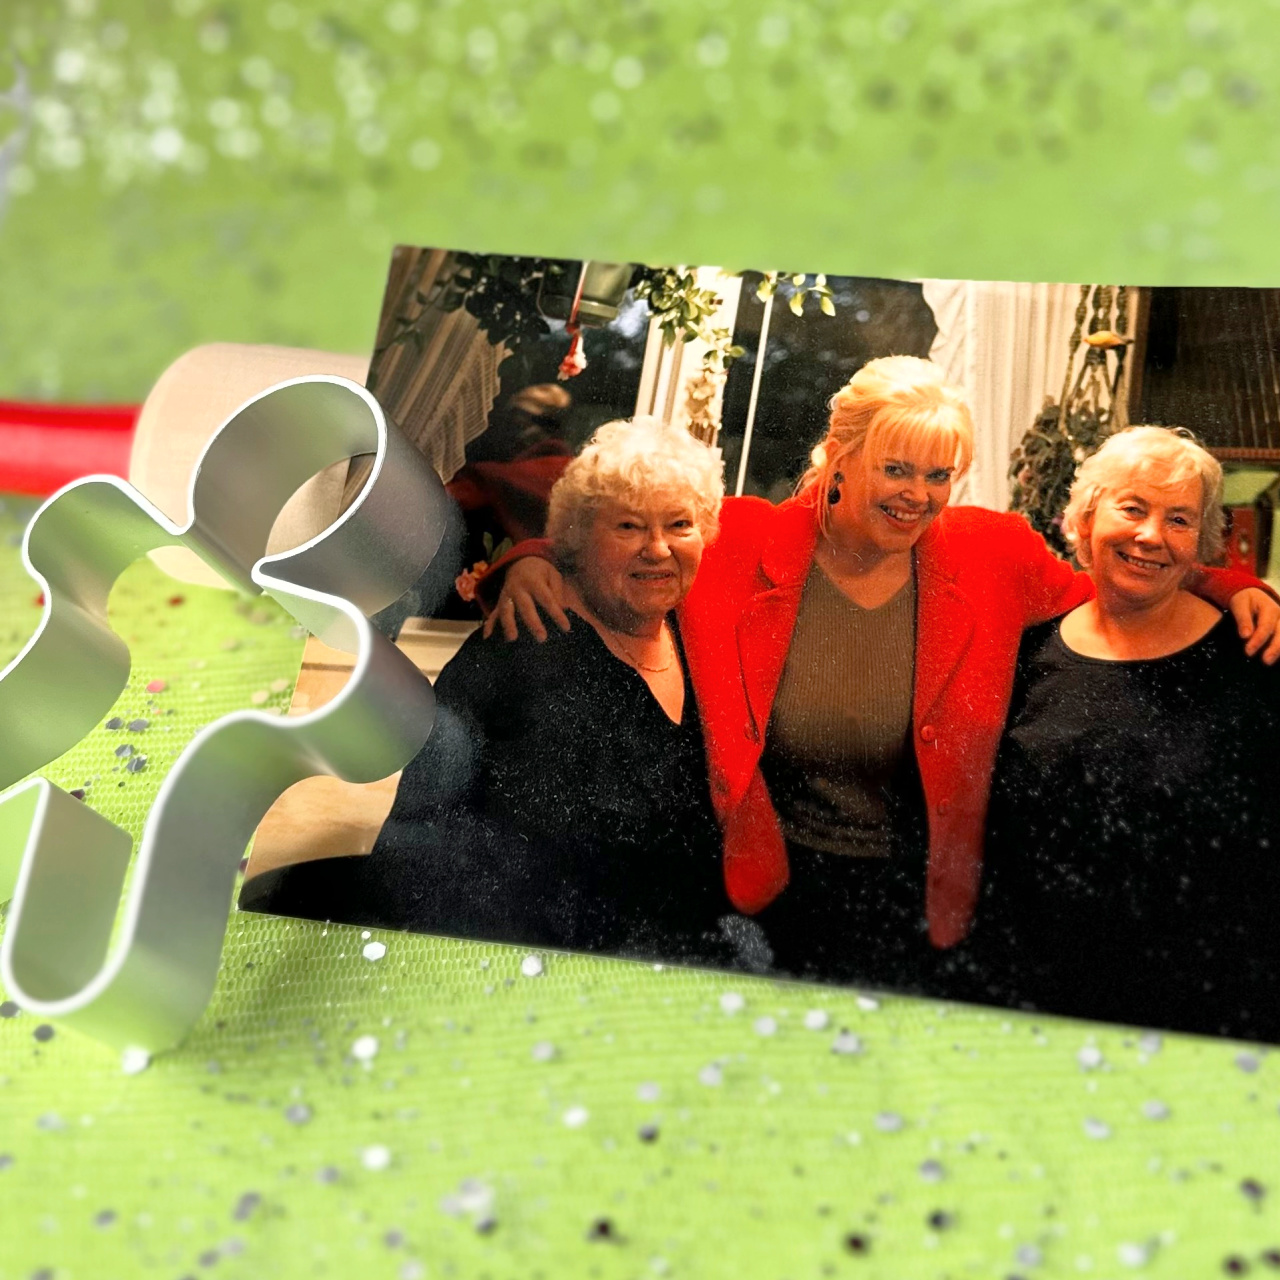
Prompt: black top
<box><xmin>975</xmin><ymin>613</ymin><xmax>1280</xmax><ymax>1040</ymax></box>
<box><xmin>243</xmin><ymin>617</ymin><xmax>733</xmax><ymax>963</ymax></box>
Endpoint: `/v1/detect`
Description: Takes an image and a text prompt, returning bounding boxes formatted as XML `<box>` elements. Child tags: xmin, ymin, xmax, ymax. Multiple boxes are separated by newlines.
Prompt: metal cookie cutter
<box><xmin>0</xmin><ymin>376</ymin><xmax>450</xmax><ymax>1051</ymax></box>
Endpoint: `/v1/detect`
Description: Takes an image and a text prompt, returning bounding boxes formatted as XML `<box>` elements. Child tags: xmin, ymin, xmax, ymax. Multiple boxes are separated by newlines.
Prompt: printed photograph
<box><xmin>241</xmin><ymin>247</ymin><xmax>1280</xmax><ymax>1044</ymax></box>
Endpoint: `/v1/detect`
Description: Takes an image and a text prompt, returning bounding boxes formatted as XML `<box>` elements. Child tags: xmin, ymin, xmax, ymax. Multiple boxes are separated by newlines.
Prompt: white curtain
<box><xmin>371</xmin><ymin>304</ymin><xmax>507</xmax><ymax>484</ymax></box>
<box><xmin>922</xmin><ymin>279</ymin><xmax>1082</xmax><ymax>511</ymax></box>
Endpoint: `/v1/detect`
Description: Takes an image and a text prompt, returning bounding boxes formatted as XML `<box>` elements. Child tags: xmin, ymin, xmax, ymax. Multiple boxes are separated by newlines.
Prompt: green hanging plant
<box><xmin>631</xmin><ymin>266</ymin><xmax>746</xmax><ymax>371</ymax></box>
<box><xmin>1008</xmin><ymin>401</ymin><xmax>1114</xmax><ymax>558</ymax></box>
<box><xmin>1008</xmin><ymin>285</ymin><xmax>1132</xmax><ymax>558</ymax></box>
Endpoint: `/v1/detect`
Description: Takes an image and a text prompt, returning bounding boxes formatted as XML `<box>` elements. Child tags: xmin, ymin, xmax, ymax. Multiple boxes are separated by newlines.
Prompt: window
<box><xmin>719</xmin><ymin>274</ymin><xmax>938</xmax><ymax>500</ymax></box>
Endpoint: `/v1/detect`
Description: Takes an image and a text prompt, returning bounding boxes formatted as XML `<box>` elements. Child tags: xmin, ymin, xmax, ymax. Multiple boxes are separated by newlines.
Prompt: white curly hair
<box><xmin>545</xmin><ymin>416</ymin><xmax>724</xmax><ymax>572</ymax></box>
<box><xmin>1061</xmin><ymin>425</ymin><xmax>1225</xmax><ymax>566</ymax></box>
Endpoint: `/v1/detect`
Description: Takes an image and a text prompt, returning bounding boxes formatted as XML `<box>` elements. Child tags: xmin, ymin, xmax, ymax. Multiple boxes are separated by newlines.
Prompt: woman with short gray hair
<box><xmin>978</xmin><ymin>425</ymin><xmax>1280</xmax><ymax>1039</ymax></box>
<box><xmin>1062</xmin><ymin>424</ymin><xmax>1226</xmax><ymax>565</ymax></box>
<box><xmin>247</xmin><ymin>415</ymin><xmax>737</xmax><ymax>964</ymax></box>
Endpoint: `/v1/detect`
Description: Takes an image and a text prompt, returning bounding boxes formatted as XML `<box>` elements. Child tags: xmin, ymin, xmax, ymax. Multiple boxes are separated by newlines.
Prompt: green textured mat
<box><xmin>7</xmin><ymin>1</ymin><xmax>1280</xmax><ymax>1275</ymax></box>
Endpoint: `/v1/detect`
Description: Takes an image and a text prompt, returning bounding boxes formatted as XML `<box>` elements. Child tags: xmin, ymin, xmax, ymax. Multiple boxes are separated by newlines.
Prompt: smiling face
<box><xmin>830</xmin><ymin>450</ymin><xmax>956</xmax><ymax>556</ymax></box>
<box><xmin>572</xmin><ymin>495</ymin><xmax>705</xmax><ymax>632</ymax></box>
<box><xmin>1083</xmin><ymin>472</ymin><xmax>1204</xmax><ymax>607</ymax></box>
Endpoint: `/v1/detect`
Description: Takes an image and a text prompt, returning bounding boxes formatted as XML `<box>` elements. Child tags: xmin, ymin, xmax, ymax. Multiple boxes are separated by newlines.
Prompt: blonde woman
<box><xmin>488</xmin><ymin>359</ymin><xmax>1280</xmax><ymax>983</ymax></box>
<box><xmin>978</xmin><ymin>428</ymin><xmax>1280</xmax><ymax>1038</ymax></box>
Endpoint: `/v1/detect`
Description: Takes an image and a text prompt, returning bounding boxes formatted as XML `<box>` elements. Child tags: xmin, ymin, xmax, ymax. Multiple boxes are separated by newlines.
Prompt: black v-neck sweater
<box><xmin>976</xmin><ymin>614</ymin><xmax>1280</xmax><ymax>1039</ymax></box>
<box><xmin>246</xmin><ymin>618</ymin><xmax>731</xmax><ymax>962</ymax></box>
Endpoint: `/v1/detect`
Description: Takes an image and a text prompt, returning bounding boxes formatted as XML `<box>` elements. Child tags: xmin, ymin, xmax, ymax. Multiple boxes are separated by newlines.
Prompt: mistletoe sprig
<box><xmin>757</xmin><ymin>271</ymin><xmax>836</xmax><ymax>317</ymax></box>
<box><xmin>632</xmin><ymin>267</ymin><xmax>746</xmax><ymax>371</ymax></box>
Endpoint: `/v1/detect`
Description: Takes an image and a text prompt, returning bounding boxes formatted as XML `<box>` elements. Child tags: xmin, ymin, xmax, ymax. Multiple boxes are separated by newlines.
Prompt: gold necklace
<box><xmin>601</xmin><ymin>622</ymin><xmax>676</xmax><ymax>674</ymax></box>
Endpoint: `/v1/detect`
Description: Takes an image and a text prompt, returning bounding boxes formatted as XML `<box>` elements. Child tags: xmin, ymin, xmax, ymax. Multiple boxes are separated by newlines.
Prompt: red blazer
<box><xmin>485</xmin><ymin>495</ymin><xmax>1265</xmax><ymax>948</ymax></box>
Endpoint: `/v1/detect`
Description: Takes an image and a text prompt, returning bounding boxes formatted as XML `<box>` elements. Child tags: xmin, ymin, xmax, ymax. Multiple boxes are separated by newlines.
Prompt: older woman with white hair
<box><xmin>976</xmin><ymin>426</ymin><xmax>1280</xmax><ymax>1039</ymax></box>
<box><xmin>246</xmin><ymin>416</ymin><xmax>739</xmax><ymax>963</ymax></box>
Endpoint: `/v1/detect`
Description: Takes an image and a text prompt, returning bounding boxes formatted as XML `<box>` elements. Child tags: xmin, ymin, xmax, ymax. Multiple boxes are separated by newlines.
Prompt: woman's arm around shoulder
<box><xmin>935</xmin><ymin>507</ymin><xmax>1091</xmax><ymax>626</ymax></box>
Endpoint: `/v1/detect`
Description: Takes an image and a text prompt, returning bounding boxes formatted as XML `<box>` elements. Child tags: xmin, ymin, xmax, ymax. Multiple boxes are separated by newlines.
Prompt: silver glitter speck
<box><xmin>232</xmin><ymin>1192</ymin><xmax>261</xmax><ymax>1221</ymax></box>
<box><xmin>351</xmin><ymin>1034</ymin><xmax>379</xmax><ymax>1062</ymax></box>
<box><xmin>1118</xmin><ymin>1241</ymin><xmax>1154</xmax><ymax>1267</ymax></box>
<box><xmin>440</xmin><ymin>1177</ymin><xmax>495</xmax><ymax>1220</ymax></box>
<box><xmin>831</xmin><ymin>1030</ymin><xmax>863</xmax><ymax>1055</ymax></box>
<box><xmin>120</xmin><ymin>1047</ymin><xmax>151</xmax><ymax>1075</ymax></box>
<box><xmin>284</xmin><ymin>1103</ymin><xmax>313</xmax><ymax>1125</ymax></box>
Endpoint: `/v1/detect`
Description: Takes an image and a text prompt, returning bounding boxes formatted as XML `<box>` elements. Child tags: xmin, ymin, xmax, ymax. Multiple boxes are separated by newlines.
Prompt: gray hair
<box><xmin>1061</xmin><ymin>425</ymin><xmax>1225</xmax><ymax>566</ymax></box>
<box><xmin>545</xmin><ymin>416</ymin><xmax>724</xmax><ymax>572</ymax></box>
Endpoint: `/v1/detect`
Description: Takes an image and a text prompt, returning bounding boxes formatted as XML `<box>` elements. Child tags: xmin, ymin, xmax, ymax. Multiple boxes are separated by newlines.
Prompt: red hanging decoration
<box><xmin>557</xmin><ymin>324</ymin><xmax>587</xmax><ymax>380</ymax></box>
<box><xmin>556</xmin><ymin>265</ymin><xmax>590</xmax><ymax>380</ymax></box>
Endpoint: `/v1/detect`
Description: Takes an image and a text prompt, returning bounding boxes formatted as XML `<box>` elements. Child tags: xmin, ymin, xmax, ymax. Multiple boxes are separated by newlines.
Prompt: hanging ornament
<box><xmin>558</xmin><ymin>324</ymin><xmax>587</xmax><ymax>380</ymax></box>
<box><xmin>556</xmin><ymin>264</ymin><xmax>590</xmax><ymax>381</ymax></box>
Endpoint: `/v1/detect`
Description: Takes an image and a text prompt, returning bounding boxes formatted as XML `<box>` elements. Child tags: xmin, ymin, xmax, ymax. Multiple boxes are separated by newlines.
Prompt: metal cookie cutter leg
<box><xmin>0</xmin><ymin>376</ymin><xmax>450</xmax><ymax>1051</ymax></box>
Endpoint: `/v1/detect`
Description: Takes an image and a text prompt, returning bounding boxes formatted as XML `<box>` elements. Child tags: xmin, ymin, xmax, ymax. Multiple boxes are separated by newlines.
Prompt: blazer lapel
<box><xmin>734</xmin><ymin>499</ymin><xmax>819</xmax><ymax>743</ymax></box>
<box><xmin>736</xmin><ymin>585</ymin><xmax>803</xmax><ymax>739</ymax></box>
<box><xmin>913</xmin><ymin>517</ymin><xmax>975</xmax><ymax>720</ymax></box>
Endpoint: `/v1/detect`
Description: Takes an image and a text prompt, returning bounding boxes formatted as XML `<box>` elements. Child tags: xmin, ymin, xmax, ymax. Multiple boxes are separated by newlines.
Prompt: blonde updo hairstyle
<box><xmin>801</xmin><ymin>356</ymin><xmax>975</xmax><ymax>535</ymax></box>
<box><xmin>1061</xmin><ymin>425</ymin><xmax>1225</xmax><ymax>568</ymax></box>
<box><xmin>545</xmin><ymin>415</ymin><xmax>724</xmax><ymax>575</ymax></box>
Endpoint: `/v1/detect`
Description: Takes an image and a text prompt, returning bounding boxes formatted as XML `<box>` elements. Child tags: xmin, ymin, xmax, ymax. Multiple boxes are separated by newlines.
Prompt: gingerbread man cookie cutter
<box><xmin>0</xmin><ymin>376</ymin><xmax>449</xmax><ymax>1051</ymax></box>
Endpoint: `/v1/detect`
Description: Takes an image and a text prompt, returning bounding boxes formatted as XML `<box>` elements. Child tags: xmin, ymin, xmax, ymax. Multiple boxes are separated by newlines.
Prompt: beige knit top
<box><xmin>760</xmin><ymin>564</ymin><xmax>916</xmax><ymax>858</ymax></box>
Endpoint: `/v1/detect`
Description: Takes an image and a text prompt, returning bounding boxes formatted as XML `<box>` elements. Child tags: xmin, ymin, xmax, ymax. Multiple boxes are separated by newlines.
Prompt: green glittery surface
<box><xmin>6</xmin><ymin>1</ymin><xmax>1280</xmax><ymax>1275</ymax></box>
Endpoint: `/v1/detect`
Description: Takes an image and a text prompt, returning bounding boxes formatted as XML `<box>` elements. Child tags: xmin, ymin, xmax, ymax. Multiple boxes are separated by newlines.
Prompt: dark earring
<box><xmin>827</xmin><ymin>471</ymin><xmax>844</xmax><ymax>506</ymax></box>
